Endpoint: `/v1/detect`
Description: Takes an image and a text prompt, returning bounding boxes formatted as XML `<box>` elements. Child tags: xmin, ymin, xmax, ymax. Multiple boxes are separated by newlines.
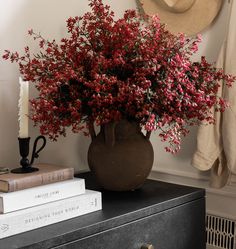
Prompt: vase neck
<box><xmin>102</xmin><ymin>119</ymin><xmax>142</xmax><ymax>146</ymax></box>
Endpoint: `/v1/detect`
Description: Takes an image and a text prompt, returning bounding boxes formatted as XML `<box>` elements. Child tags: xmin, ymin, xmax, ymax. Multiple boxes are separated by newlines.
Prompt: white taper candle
<box><xmin>18</xmin><ymin>77</ymin><xmax>29</xmax><ymax>138</ymax></box>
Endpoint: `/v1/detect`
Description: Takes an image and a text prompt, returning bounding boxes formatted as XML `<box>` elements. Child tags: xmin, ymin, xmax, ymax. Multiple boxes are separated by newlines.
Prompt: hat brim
<box><xmin>138</xmin><ymin>0</ymin><xmax>223</xmax><ymax>36</ymax></box>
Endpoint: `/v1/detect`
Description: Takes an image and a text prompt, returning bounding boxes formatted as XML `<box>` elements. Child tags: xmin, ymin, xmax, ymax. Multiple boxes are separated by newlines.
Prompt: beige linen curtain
<box><xmin>192</xmin><ymin>0</ymin><xmax>236</xmax><ymax>188</ymax></box>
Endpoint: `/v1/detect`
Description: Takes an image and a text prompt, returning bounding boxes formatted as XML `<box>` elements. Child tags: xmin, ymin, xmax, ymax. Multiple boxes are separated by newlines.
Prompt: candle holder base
<box><xmin>11</xmin><ymin>166</ymin><xmax>39</xmax><ymax>174</ymax></box>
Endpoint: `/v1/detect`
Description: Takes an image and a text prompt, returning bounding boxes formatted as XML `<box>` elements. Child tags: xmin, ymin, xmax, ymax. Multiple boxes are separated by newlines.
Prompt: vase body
<box><xmin>87</xmin><ymin>119</ymin><xmax>154</xmax><ymax>191</ymax></box>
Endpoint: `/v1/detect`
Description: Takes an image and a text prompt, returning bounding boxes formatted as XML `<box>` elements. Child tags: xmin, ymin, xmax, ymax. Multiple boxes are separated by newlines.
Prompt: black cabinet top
<box><xmin>0</xmin><ymin>172</ymin><xmax>205</xmax><ymax>249</ymax></box>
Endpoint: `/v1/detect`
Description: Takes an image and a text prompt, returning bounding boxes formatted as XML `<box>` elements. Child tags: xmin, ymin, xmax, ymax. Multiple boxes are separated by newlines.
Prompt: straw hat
<box><xmin>138</xmin><ymin>0</ymin><xmax>223</xmax><ymax>36</ymax></box>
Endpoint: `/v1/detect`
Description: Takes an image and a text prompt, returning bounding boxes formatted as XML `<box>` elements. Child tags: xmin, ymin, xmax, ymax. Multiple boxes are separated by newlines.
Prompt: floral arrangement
<box><xmin>3</xmin><ymin>0</ymin><xmax>235</xmax><ymax>153</ymax></box>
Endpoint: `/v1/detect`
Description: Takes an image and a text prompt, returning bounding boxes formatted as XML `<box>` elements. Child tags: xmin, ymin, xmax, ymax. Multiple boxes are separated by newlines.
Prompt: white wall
<box><xmin>0</xmin><ymin>1</ymin><xmax>235</xmax><ymax>218</ymax></box>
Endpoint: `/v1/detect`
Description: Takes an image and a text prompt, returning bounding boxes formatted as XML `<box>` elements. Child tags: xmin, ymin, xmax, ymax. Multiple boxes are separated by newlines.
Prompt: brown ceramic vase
<box><xmin>87</xmin><ymin>119</ymin><xmax>154</xmax><ymax>191</ymax></box>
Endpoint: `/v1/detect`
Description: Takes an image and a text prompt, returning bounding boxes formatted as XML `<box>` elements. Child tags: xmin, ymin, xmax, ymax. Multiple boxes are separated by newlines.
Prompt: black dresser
<box><xmin>0</xmin><ymin>173</ymin><xmax>206</xmax><ymax>249</ymax></box>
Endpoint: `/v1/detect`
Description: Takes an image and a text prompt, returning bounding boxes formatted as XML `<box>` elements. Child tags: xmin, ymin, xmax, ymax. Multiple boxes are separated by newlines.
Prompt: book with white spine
<box><xmin>0</xmin><ymin>189</ymin><xmax>102</xmax><ymax>239</ymax></box>
<box><xmin>0</xmin><ymin>178</ymin><xmax>85</xmax><ymax>213</ymax></box>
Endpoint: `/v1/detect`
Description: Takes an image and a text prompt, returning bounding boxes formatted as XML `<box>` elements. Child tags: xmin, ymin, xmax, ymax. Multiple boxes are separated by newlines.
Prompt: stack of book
<box><xmin>0</xmin><ymin>164</ymin><xmax>102</xmax><ymax>239</ymax></box>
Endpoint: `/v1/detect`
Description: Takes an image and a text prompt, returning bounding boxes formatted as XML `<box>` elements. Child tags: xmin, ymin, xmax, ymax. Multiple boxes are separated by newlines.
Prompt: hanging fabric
<box><xmin>192</xmin><ymin>0</ymin><xmax>236</xmax><ymax>188</ymax></box>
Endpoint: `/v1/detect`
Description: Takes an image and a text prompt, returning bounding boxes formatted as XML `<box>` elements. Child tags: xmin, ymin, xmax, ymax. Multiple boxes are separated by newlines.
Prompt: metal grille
<box><xmin>206</xmin><ymin>214</ymin><xmax>236</xmax><ymax>249</ymax></box>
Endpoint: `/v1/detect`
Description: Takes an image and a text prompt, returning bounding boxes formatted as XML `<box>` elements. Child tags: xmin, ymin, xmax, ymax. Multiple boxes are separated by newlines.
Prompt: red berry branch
<box><xmin>3</xmin><ymin>0</ymin><xmax>236</xmax><ymax>153</ymax></box>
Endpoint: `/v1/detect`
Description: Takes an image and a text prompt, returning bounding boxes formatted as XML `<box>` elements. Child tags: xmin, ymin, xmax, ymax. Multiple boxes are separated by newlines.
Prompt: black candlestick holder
<box><xmin>11</xmin><ymin>136</ymin><xmax>47</xmax><ymax>174</ymax></box>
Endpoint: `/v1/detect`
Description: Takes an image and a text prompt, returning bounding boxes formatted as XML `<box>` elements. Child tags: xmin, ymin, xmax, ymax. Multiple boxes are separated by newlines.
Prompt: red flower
<box><xmin>3</xmin><ymin>0</ymin><xmax>236</xmax><ymax>153</ymax></box>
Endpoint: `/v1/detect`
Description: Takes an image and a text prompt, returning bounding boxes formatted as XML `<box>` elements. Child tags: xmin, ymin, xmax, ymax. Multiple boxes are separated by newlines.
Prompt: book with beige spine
<box><xmin>0</xmin><ymin>164</ymin><xmax>74</xmax><ymax>192</ymax></box>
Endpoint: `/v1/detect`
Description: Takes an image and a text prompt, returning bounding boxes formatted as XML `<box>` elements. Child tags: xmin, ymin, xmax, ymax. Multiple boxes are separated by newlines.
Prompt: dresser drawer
<box><xmin>0</xmin><ymin>175</ymin><xmax>205</xmax><ymax>249</ymax></box>
<box><xmin>54</xmin><ymin>198</ymin><xmax>205</xmax><ymax>249</ymax></box>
